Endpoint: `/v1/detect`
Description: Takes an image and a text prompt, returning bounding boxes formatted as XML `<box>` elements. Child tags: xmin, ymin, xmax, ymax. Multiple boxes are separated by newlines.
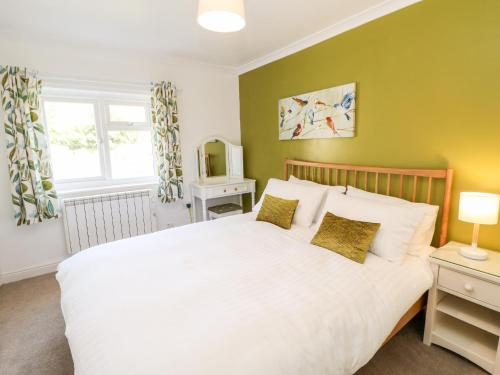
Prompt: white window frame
<box><xmin>42</xmin><ymin>87</ymin><xmax>157</xmax><ymax>192</ymax></box>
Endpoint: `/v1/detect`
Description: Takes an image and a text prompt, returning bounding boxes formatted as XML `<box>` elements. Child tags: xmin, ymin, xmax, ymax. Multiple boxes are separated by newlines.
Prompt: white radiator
<box><xmin>62</xmin><ymin>189</ymin><xmax>156</xmax><ymax>254</ymax></box>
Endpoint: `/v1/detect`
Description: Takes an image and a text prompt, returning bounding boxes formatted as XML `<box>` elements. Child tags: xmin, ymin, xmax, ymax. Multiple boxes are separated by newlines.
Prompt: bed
<box><xmin>57</xmin><ymin>159</ymin><xmax>454</xmax><ymax>375</ymax></box>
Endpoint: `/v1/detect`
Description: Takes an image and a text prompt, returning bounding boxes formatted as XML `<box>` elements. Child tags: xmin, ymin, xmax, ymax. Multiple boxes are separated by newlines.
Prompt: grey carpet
<box><xmin>0</xmin><ymin>274</ymin><xmax>487</xmax><ymax>375</ymax></box>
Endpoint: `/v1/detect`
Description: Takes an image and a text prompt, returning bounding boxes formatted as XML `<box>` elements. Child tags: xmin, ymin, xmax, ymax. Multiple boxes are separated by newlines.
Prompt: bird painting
<box><xmin>278</xmin><ymin>83</ymin><xmax>355</xmax><ymax>141</ymax></box>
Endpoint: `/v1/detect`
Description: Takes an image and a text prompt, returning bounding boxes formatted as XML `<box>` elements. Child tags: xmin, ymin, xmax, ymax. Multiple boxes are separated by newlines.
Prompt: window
<box><xmin>44</xmin><ymin>101</ymin><xmax>101</xmax><ymax>180</ymax></box>
<box><xmin>42</xmin><ymin>90</ymin><xmax>156</xmax><ymax>189</ymax></box>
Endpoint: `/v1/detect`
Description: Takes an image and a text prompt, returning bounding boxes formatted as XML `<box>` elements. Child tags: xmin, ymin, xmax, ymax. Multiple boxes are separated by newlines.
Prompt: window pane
<box><xmin>109</xmin><ymin>104</ymin><xmax>146</xmax><ymax>123</ymax></box>
<box><xmin>44</xmin><ymin>101</ymin><xmax>101</xmax><ymax>180</ymax></box>
<box><xmin>108</xmin><ymin>130</ymin><xmax>154</xmax><ymax>179</ymax></box>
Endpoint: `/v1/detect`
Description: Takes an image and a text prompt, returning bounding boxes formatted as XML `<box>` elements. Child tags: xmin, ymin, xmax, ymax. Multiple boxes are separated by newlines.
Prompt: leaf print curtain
<box><xmin>150</xmin><ymin>81</ymin><xmax>183</xmax><ymax>203</ymax></box>
<box><xmin>0</xmin><ymin>66</ymin><xmax>58</xmax><ymax>225</ymax></box>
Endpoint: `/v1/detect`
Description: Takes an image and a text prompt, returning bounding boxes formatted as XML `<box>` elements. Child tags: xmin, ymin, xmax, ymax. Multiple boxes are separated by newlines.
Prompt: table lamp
<box><xmin>458</xmin><ymin>192</ymin><xmax>499</xmax><ymax>260</ymax></box>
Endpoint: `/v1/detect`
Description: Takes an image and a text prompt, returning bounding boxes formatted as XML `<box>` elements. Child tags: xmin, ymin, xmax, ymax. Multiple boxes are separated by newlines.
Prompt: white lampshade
<box><xmin>459</xmin><ymin>192</ymin><xmax>500</xmax><ymax>225</ymax></box>
<box><xmin>197</xmin><ymin>0</ymin><xmax>246</xmax><ymax>32</ymax></box>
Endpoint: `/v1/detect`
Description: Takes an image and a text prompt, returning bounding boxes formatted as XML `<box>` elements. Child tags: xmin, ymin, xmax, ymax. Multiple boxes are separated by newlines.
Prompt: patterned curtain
<box><xmin>0</xmin><ymin>66</ymin><xmax>58</xmax><ymax>225</ymax></box>
<box><xmin>150</xmin><ymin>81</ymin><xmax>183</xmax><ymax>203</ymax></box>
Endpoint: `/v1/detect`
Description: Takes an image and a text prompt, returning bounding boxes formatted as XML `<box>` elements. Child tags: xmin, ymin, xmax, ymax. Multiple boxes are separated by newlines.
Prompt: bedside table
<box><xmin>423</xmin><ymin>241</ymin><xmax>500</xmax><ymax>374</ymax></box>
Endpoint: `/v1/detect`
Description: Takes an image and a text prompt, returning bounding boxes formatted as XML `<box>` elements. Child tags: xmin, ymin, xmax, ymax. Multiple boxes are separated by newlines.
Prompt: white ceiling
<box><xmin>0</xmin><ymin>0</ymin><xmax>418</xmax><ymax>72</ymax></box>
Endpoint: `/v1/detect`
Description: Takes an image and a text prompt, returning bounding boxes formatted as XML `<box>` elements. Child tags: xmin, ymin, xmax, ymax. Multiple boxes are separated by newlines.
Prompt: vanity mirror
<box><xmin>196</xmin><ymin>136</ymin><xmax>244</xmax><ymax>182</ymax></box>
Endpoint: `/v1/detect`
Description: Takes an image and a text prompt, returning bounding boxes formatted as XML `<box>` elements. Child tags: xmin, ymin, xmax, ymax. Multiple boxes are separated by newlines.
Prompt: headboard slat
<box><xmin>427</xmin><ymin>177</ymin><xmax>433</xmax><ymax>204</ymax></box>
<box><xmin>399</xmin><ymin>175</ymin><xmax>404</xmax><ymax>198</ymax></box>
<box><xmin>412</xmin><ymin>176</ymin><xmax>418</xmax><ymax>202</ymax></box>
<box><xmin>284</xmin><ymin>159</ymin><xmax>453</xmax><ymax>247</ymax></box>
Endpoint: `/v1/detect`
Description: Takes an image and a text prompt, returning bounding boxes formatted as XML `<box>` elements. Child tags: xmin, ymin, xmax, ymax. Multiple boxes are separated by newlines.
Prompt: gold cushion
<box><xmin>311</xmin><ymin>212</ymin><xmax>380</xmax><ymax>264</ymax></box>
<box><xmin>256</xmin><ymin>194</ymin><xmax>299</xmax><ymax>229</ymax></box>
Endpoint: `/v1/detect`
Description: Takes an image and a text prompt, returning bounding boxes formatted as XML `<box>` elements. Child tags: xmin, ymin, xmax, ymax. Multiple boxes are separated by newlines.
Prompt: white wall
<box><xmin>0</xmin><ymin>38</ymin><xmax>241</xmax><ymax>284</ymax></box>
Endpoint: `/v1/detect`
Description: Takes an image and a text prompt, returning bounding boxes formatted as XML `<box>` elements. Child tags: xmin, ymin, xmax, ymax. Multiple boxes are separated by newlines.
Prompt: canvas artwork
<box><xmin>279</xmin><ymin>82</ymin><xmax>356</xmax><ymax>140</ymax></box>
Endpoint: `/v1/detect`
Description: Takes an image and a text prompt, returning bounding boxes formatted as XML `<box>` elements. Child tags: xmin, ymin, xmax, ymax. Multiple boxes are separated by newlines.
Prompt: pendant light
<box><xmin>197</xmin><ymin>0</ymin><xmax>246</xmax><ymax>33</ymax></box>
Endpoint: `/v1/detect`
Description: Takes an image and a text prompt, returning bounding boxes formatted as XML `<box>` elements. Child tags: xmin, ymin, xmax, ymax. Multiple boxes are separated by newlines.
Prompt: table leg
<box><xmin>191</xmin><ymin>189</ymin><xmax>199</xmax><ymax>223</ymax></box>
<box><xmin>202</xmin><ymin>199</ymin><xmax>207</xmax><ymax>221</ymax></box>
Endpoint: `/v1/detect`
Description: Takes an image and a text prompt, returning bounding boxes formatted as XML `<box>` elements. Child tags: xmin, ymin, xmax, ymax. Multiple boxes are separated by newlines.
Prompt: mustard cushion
<box><xmin>256</xmin><ymin>194</ymin><xmax>299</xmax><ymax>229</ymax></box>
<box><xmin>311</xmin><ymin>212</ymin><xmax>380</xmax><ymax>263</ymax></box>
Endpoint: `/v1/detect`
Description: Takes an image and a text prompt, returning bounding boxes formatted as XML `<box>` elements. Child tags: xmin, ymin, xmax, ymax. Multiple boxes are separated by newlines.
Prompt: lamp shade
<box><xmin>459</xmin><ymin>192</ymin><xmax>500</xmax><ymax>225</ymax></box>
<box><xmin>197</xmin><ymin>0</ymin><xmax>246</xmax><ymax>32</ymax></box>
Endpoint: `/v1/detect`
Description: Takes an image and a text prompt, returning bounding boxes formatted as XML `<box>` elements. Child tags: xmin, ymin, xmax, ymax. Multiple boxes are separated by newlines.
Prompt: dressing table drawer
<box><xmin>231</xmin><ymin>184</ymin><xmax>248</xmax><ymax>193</ymax></box>
<box><xmin>206</xmin><ymin>183</ymin><xmax>249</xmax><ymax>198</ymax></box>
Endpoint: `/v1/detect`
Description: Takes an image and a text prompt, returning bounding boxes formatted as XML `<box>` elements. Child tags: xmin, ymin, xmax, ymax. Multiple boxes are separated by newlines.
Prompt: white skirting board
<box><xmin>0</xmin><ymin>259</ymin><xmax>63</xmax><ymax>286</ymax></box>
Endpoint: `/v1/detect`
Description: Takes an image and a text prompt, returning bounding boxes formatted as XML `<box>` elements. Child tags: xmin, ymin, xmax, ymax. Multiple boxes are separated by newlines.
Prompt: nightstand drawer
<box><xmin>438</xmin><ymin>268</ymin><xmax>500</xmax><ymax>308</ymax></box>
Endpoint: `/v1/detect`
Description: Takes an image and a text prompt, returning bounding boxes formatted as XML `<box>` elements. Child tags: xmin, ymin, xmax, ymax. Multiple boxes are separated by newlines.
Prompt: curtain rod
<box><xmin>39</xmin><ymin>75</ymin><xmax>181</xmax><ymax>94</ymax></box>
<box><xmin>3</xmin><ymin>67</ymin><xmax>156</xmax><ymax>91</ymax></box>
<box><xmin>40</xmin><ymin>75</ymin><xmax>153</xmax><ymax>91</ymax></box>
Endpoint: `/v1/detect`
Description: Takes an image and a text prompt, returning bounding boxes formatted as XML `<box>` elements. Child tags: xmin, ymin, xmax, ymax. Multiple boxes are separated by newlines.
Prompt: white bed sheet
<box><xmin>57</xmin><ymin>212</ymin><xmax>433</xmax><ymax>375</ymax></box>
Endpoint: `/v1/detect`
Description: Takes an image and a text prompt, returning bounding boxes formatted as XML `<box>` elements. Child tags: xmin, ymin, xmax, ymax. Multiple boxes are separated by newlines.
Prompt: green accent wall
<box><xmin>239</xmin><ymin>0</ymin><xmax>500</xmax><ymax>251</ymax></box>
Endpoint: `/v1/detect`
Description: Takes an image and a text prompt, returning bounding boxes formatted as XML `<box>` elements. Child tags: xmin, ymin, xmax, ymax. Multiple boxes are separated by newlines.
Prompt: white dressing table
<box><xmin>190</xmin><ymin>137</ymin><xmax>255</xmax><ymax>222</ymax></box>
<box><xmin>191</xmin><ymin>178</ymin><xmax>255</xmax><ymax>222</ymax></box>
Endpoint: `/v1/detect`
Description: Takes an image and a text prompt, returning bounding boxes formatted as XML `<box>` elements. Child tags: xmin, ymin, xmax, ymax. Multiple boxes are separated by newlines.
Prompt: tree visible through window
<box><xmin>44</xmin><ymin>101</ymin><xmax>101</xmax><ymax>180</ymax></box>
<box><xmin>43</xmin><ymin>93</ymin><xmax>155</xmax><ymax>186</ymax></box>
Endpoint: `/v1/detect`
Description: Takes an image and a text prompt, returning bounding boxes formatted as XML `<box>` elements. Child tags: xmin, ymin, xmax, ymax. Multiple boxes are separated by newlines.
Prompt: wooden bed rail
<box><xmin>284</xmin><ymin>159</ymin><xmax>454</xmax><ymax>247</ymax></box>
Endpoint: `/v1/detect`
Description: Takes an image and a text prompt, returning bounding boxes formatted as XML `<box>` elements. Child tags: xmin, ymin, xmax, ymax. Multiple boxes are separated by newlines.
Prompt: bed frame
<box><xmin>283</xmin><ymin>159</ymin><xmax>454</xmax><ymax>344</ymax></box>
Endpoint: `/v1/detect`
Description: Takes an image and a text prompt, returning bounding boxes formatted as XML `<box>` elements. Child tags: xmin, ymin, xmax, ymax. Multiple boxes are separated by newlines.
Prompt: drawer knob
<box><xmin>224</xmin><ymin>189</ymin><xmax>227</xmax><ymax>193</ymax></box>
<box><xmin>464</xmin><ymin>283</ymin><xmax>474</xmax><ymax>292</ymax></box>
<box><xmin>234</xmin><ymin>188</ymin><xmax>238</xmax><ymax>191</ymax></box>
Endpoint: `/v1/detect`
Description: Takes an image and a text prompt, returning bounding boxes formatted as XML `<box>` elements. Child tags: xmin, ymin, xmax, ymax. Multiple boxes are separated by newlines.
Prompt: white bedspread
<box><xmin>57</xmin><ymin>213</ymin><xmax>433</xmax><ymax>375</ymax></box>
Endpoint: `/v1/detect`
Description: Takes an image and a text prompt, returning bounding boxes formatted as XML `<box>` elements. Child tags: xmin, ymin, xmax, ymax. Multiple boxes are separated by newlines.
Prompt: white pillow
<box><xmin>346</xmin><ymin>186</ymin><xmax>439</xmax><ymax>255</ymax></box>
<box><xmin>316</xmin><ymin>192</ymin><xmax>425</xmax><ymax>263</ymax></box>
<box><xmin>288</xmin><ymin>175</ymin><xmax>346</xmax><ymax>223</ymax></box>
<box><xmin>253</xmin><ymin>178</ymin><xmax>328</xmax><ymax>227</ymax></box>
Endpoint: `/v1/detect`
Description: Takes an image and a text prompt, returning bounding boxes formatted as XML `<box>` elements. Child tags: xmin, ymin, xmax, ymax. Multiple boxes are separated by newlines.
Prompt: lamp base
<box><xmin>459</xmin><ymin>246</ymin><xmax>488</xmax><ymax>261</ymax></box>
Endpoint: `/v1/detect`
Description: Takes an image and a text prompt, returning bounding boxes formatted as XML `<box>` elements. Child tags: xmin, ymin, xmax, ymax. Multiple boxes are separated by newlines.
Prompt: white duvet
<box><xmin>57</xmin><ymin>213</ymin><xmax>433</xmax><ymax>375</ymax></box>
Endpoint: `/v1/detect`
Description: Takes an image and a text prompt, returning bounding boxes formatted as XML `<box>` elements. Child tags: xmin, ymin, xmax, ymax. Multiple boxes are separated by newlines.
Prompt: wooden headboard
<box><xmin>284</xmin><ymin>159</ymin><xmax>454</xmax><ymax>247</ymax></box>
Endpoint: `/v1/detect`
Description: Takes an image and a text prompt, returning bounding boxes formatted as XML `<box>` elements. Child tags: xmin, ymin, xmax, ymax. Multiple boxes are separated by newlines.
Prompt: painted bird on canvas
<box><xmin>279</xmin><ymin>106</ymin><xmax>285</xmax><ymax>128</ymax></box>
<box><xmin>334</xmin><ymin>92</ymin><xmax>355</xmax><ymax>120</ymax></box>
<box><xmin>325</xmin><ymin>116</ymin><xmax>338</xmax><ymax>135</ymax></box>
<box><xmin>292</xmin><ymin>97</ymin><xmax>308</xmax><ymax>107</ymax></box>
<box><xmin>291</xmin><ymin>124</ymin><xmax>302</xmax><ymax>139</ymax></box>
<box><xmin>314</xmin><ymin>99</ymin><xmax>329</xmax><ymax>110</ymax></box>
<box><xmin>305</xmin><ymin>109</ymin><xmax>315</xmax><ymax>125</ymax></box>
<box><xmin>341</xmin><ymin>92</ymin><xmax>354</xmax><ymax>109</ymax></box>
